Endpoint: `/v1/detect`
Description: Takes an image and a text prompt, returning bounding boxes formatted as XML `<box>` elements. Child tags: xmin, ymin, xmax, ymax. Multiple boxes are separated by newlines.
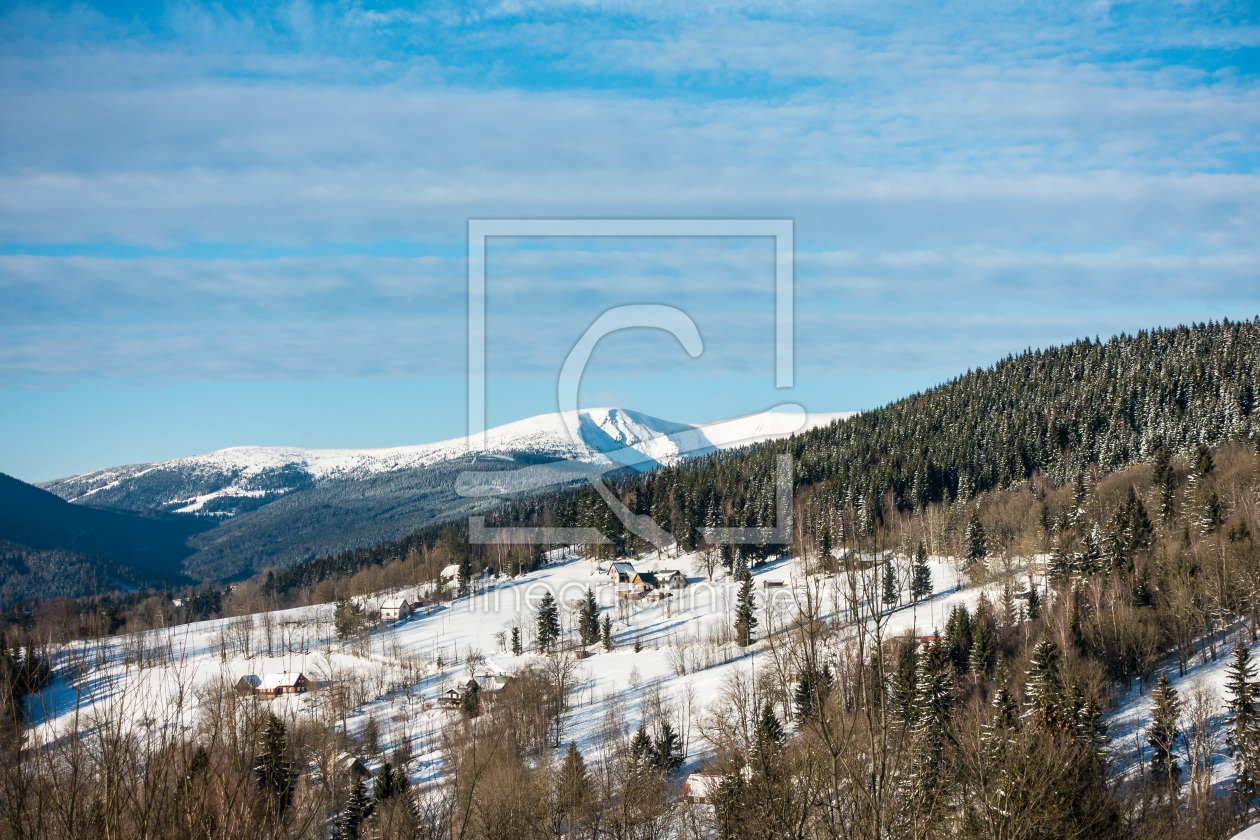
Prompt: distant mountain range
<box><xmin>11</xmin><ymin>407</ymin><xmax>847</xmax><ymax>591</ymax></box>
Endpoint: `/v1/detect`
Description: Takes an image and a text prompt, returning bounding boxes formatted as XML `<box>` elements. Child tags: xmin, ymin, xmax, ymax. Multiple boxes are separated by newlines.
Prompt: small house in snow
<box><xmin>658</xmin><ymin>570</ymin><xmax>688</xmax><ymax>589</ymax></box>
<box><xmin>440</xmin><ymin>563</ymin><xmax>461</xmax><ymax>582</ymax></box>
<box><xmin>256</xmin><ymin>672</ymin><xmax>309</xmax><ymax>697</ymax></box>
<box><xmin>609</xmin><ymin>562</ymin><xmax>637</xmax><ymax>585</ymax></box>
<box><xmin>380</xmin><ymin>599</ymin><xmax>412</xmax><ymax>622</ymax></box>
<box><xmin>341</xmin><ymin>754</ymin><xmax>373</xmax><ymax>780</ymax></box>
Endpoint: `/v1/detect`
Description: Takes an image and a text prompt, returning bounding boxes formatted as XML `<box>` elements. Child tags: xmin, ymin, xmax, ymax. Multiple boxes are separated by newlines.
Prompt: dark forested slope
<box><xmin>489</xmin><ymin>319</ymin><xmax>1259</xmax><ymax>550</ymax></box>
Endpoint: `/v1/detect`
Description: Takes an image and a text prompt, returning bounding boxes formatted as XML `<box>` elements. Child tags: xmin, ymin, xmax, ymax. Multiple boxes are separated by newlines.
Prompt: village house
<box><xmin>379</xmin><ymin>599</ymin><xmax>412</xmax><ymax>622</ymax></box>
<box><xmin>657</xmin><ymin>570</ymin><xmax>688</xmax><ymax>589</ymax></box>
<box><xmin>257</xmin><ymin>672</ymin><xmax>310</xmax><ymax>698</ymax></box>
<box><xmin>439</xmin><ymin>674</ymin><xmax>510</xmax><ymax>708</ymax></box>
<box><xmin>341</xmin><ymin>754</ymin><xmax>373</xmax><ymax>780</ymax></box>
<box><xmin>609</xmin><ymin>562</ymin><xmax>636</xmax><ymax>585</ymax></box>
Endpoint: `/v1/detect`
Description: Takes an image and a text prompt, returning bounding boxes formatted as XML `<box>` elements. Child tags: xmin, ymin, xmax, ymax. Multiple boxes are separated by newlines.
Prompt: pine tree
<box><xmin>911</xmin><ymin>542</ymin><xmax>933</xmax><ymax>602</ymax></box>
<box><xmin>965</xmin><ymin>510</ymin><xmax>988</xmax><ymax>563</ymax></box>
<box><xmin>537</xmin><ymin>591</ymin><xmax>560</xmax><ymax>652</ymax></box>
<box><xmin>556</xmin><ymin>742</ymin><xmax>590</xmax><ymax>821</ymax></box>
<box><xmin>734</xmin><ymin>567</ymin><xmax>757</xmax><ymax>647</ymax></box>
<box><xmin>1025</xmin><ymin>633</ymin><xmax>1064</xmax><ymax>732</ymax></box>
<box><xmin>1148</xmin><ymin>673</ymin><xmax>1182</xmax><ymax>790</ymax></box>
<box><xmin>253</xmin><ymin>712</ymin><xmax>296</xmax><ymax>820</ymax></box>
<box><xmin>601</xmin><ymin>614</ymin><xmax>613</xmax><ymax>651</ymax></box>
<box><xmin>511</xmin><ymin>626</ymin><xmax>522</xmax><ymax>656</ymax></box>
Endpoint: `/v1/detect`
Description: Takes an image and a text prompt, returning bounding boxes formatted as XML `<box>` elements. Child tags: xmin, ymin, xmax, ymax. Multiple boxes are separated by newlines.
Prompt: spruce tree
<box><xmin>457</xmin><ymin>554</ymin><xmax>472</xmax><ymax>597</ymax></box>
<box><xmin>969</xmin><ymin>616</ymin><xmax>994</xmax><ymax>677</ymax></box>
<box><xmin>335</xmin><ymin>778</ymin><xmax>371</xmax><ymax>840</ymax></box>
<box><xmin>511</xmin><ymin>626</ymin><xmax>522</xmax><ymax>656</ymax></box>
<box><xmin>905</xmin><ymin>636</ymin><xmax>955</xmax><ymax>815</ymax></box>
<box><xmin>373</xmin><ymin>760</ymin><xmax>405</xmax><ymax>802</ymax></box>
<box><xmin>1148</xmin><ymin>673</ymin><xmax>1182</xmax><ymax>789</ymax></box>
<box><xmin>1226</xmin><ymin>643</ymin><xmax>1260</xmax><ymax>807</ymax></box>
<box><xmin>794</xmin><ymin>663</ymin><xmax>834</xmax><ymax>721</ymax></box>
<box><xmin>253</xmin><ymin>712</ymin><xmax>296</xmax><ymax>820</ymax></box>
<box><xmin>964</xmin><ymin>510</ymin><xmax>988</xmax><ymax>563</ymax></box>
<box><xmin>734</xmin><ymin>567</ymin><xmax>757</xmax><ymax>647</ymax></box>
<box><xmin>1203</xmin><ymin>490</ymin><xmax>1223</xmax><ymax>533</ymax></box>
<box><xmin>1195</xmin><ymin>443</ymin><xmax>1215</xmax><ymax>480</ymax></box>
<box><xmin>1153</xmin><ymin>447</ymin><xmax>1177</xmax><ymax>521</ymax></box>
<box><xmin>756</xmin><ymin>700</ymin><xmax>784</xmax><ymax>747</ymax></box>
<box><xmin>578</xmin><ymin>587</ymin><xmax>599</xmax><ymax>647</ymax></box>
<box><xmin>883</xmin><ymin>560</ymin><xmax>898</xmax><ymax>607</ymax></box>
<box><xmin>556</xmin><ymin>742</ymin><xmax>590</xmax><ymax>822</ymax></box>
<box><xmin>653</xmin><ymin>721</ymin><xmax>685</xmax><ymax>772</ymax></box>
<box><xmin>601</xmin><ymin>614</ymin><xmax>613</xmax><ymax>651</ymax></box>
<box><xmin>944</xmin><ymin>605</ymin><xmax>972</xmax><ymax>672</ymax></box>
<box><xmin>1025</xmin><ymin>633</ymin><xmax>1064</xmax><ymax>732</ymax></box>
<box><xmin>461</xmin><ymin>680</ymin><xmax>481</xmax><ymax>718</ymax></box>
<box><xmin>629</xmin><ymin>724</ymin><xmax>657</xmax><ymax>768</ymax></box>
<box><xmin>892</xmin><ymin>642</ymin><xmax>919</xmax><ymax>725</ymax></box>
<box><xmin>911</xmin><ymin>542</ymin><xmax>933</xmax><ymax>602</ymax></box>
<box><xmin>537</xmin><ymin>591</ymin><xmax>560</xmax><ymax>652</ymax></box>
<box><xmin>364</xmin><ymin>714</ymin><xmax>379</xmax><ymax>756</ymax></box>
<box><xmin>1026</xmin><ymin>579</ymin><xmax>1041</xmax><ymax>620</ymax></box>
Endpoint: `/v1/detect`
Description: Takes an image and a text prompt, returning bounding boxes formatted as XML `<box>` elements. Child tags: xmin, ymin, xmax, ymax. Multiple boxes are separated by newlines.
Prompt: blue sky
<box><xmin>1</xmin><ymin>0</ymin><xmax>1258</xmax><ymax>482</ymax></box>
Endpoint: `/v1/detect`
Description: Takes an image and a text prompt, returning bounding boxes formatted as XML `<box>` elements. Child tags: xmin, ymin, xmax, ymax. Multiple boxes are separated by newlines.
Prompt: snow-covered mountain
<box><xmin>41</xmin><ymin>407</ymin><xmax>850</xmax><ymax>517</ymax></box>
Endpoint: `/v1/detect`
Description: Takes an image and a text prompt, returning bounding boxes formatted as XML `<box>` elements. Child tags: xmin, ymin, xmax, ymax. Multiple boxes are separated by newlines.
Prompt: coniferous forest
<box><xmin>5</xmin><ymin>319</ymin><xmax>1260</xmax><ymax>839</ymax></box>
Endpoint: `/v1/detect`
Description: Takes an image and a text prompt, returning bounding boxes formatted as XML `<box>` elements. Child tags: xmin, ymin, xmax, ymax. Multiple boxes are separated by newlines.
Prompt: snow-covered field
<box><xmin>28</xmin><ymin>546</ymin><xmax>974</xmax><ymax>787</ymax></box>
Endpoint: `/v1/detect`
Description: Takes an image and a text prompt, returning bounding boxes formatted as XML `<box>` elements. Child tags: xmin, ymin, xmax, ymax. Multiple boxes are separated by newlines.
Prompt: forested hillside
<box><xmin>486</xmin><ymin>319</ymin><xmax>1259</xmax><ymax>555</ymax></box>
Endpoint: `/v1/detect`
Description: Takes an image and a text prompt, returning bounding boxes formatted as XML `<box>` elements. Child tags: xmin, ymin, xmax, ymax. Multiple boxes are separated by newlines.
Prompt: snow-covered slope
<box><xmin>25</xmin><ymin>546</ymin><xmax>978</xmax><ymax>795</ymax></box>
<box><xmin>41</xmin><ymin>407</ymin><xmax>851</xmax><ymax>515</ymax></box>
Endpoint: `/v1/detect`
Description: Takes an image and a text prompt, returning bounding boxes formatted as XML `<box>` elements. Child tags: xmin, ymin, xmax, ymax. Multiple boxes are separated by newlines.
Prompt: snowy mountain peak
<box><xmin>39</xmin><ymin>407</ymin><xmax>852</xmax><ymax>516</ymax></box>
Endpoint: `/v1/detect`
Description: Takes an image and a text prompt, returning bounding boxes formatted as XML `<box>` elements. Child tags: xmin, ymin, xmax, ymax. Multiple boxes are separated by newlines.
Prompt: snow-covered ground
<box><xmin>1106</xmin><ymin>621</ymin><xmax>1260</xmax><ymax>801</ymax></box>
<box><xmin>28</xmin><ymin>546</ymin><xmax>976</xmax><ymax>787</ymax></box>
